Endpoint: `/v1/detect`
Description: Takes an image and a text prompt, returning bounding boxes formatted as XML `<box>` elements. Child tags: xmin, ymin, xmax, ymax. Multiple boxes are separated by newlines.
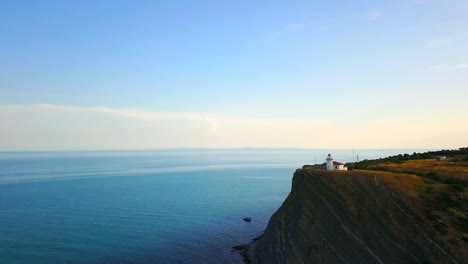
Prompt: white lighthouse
<box><xmin>325</xmin><ymin>153</ymin><xmax>347</xmax><ymax>171</ymax></box>
<box><xmin>326</xmin><ymin>153</ymin><xmax>334</xmax><ymax>170</ymax></box>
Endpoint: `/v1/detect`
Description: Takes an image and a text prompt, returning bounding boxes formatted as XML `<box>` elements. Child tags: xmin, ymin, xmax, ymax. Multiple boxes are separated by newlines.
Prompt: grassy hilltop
<box><xmin>244</xmin><ymin>147</ymin><xmax>467</xmax><ymax>263</ymax></box>
<box><xmin>348</xmin><ymin>147</ymin><xmax>468</xmax><ymax>249</ymax></box>
<box><xmin>349</xmin><ymin>147</ymin><xmax>468</xmax><ymax>186</ymax></box>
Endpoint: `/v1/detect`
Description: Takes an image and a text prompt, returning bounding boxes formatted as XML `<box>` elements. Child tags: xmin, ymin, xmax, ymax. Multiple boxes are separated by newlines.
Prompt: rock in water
<box><xmin>243</xmin><ymin>217</ymin><xmax>251</xmax><ymax>222</ymax></box>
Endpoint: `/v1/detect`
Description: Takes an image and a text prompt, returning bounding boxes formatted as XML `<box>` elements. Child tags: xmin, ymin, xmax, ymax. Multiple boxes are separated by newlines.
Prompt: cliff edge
<box><xmin>243</xmin><ymin>167</ymin><xmax>466</xmax><ymax>264</ymax></box>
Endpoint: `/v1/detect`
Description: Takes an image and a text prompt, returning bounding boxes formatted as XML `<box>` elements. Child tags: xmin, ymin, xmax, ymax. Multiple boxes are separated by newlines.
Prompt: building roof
<box><xmin>332</xmin><ymin>161</ymin><xmax>345</xmax><ymax>165</ymax></box>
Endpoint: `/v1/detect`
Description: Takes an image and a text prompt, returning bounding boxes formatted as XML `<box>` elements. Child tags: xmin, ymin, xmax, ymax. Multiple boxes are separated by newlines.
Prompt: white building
<box><xmin>325</xmin><ymin>153</ymin><xmax>348</xmax><ymax>171</ymax></box>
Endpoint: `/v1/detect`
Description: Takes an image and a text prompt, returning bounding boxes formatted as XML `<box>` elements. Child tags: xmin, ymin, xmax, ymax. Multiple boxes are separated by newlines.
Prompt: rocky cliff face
<box><xmin>245</xmin><ymin>168</ymin><xmax>464</xmax><ymax>264</ymax></box>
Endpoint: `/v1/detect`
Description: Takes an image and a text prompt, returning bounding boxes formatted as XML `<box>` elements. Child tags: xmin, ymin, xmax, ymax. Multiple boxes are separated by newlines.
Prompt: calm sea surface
<box><xmin>0</xmin><ymin>149</ymin><xmax>428</xmax><ymax>263</ymax></box>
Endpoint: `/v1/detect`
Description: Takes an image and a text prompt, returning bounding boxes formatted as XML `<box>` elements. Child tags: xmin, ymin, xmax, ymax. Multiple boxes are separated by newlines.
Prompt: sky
<box><xmin>0</xmin><ymin>0</ymin><xmax>467</xmax><ymax>150</ymax></box>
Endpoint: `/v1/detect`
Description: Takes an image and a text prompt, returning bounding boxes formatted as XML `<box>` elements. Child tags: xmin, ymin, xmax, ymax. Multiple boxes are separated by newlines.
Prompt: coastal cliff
<box><xmin>243</xmin><ymin>166</ymin><xmax>467</xmax><ymax>263</ymax></box>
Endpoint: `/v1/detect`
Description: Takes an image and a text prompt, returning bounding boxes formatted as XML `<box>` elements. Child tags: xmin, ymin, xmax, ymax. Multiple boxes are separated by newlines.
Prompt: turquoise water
<box><xmin>0</xmin><ymin>149</ymin><xmax>426</xmax><ymax>263</ymax></box>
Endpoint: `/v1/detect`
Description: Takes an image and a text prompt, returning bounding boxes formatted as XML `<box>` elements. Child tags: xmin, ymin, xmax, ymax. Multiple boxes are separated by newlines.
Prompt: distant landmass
<box><xmin>236</xmin><ymin>147</ymin><xmax>468</xmax><ymax>263</ymax></box>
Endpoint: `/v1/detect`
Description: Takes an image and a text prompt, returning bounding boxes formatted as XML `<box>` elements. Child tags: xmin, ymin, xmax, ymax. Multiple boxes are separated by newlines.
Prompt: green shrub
<box><xmin>462</xmin><ymin>234</ymin><xmax>468</xmax><ymax>243</ymax></box>
<box><xmin>450</xmin><ymin>184</ymin><xmax>465</xmax><ymax>192</ymax></box>
<box><xmin>448</xmin><ymin>208</ymin><xmax>466</xmax><ymax>218</ymax></box>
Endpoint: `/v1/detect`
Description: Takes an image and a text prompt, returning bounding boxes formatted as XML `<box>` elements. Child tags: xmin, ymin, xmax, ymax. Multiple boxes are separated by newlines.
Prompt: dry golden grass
<box><xmin>365</xmin><ymin>158</ymin><xmax>468</xmax><ymax>186</ymax></box>
<box><xmin>305</xmin><ymin>164</ymin><xmax>468</xmax><ymax>253</ymax></box>
<box><xmin>352</xmin><ymin>161</ymin><xmax>468</xmax><ymax>250</ymax></box>
<box><xmin>343</xmin><ymin>169</ymin><xmax>423</xmax><ymax>199</ymax></box>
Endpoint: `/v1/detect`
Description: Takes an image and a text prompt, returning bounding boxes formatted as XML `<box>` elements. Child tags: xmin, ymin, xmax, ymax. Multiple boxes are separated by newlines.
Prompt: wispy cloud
<box><xmin>35</xmin><ymin>104</ymin><xmax>206</xmax><ymax>121</ymax></box>
<box><xmin>266</xmin><ymin>10</ymin><xmax>382</xmax><ymax>41</ymax></box>
<box><xmin>403</xmin><ymin>0</ymin><xmax>433</xmax><ymax>8</ymax></box>
<box><xmin>427</xmin><ymin>33</ymin><xmax>467</xmax><ymax>48</ymax></box>
<box><xmin>366</xmin><ymin>11</ymin><xmax>382</xmax><ymax>21</ymax></box>
<box><xmin>267</xmin><ymin>23</ymin><xmax>310</xmax><ymax>40</ymax></box>
<box><xmin>431</xmin><ymin>64</ymin><xmax>468</xmax><ymax>72</ymax></box>
<box><xmin>1</xmin><ymin>104</ymin><xmax>467</xmax><ymax>150</ymax></box>
<box><xmin>427</xmin><ymin>37</ymin><xmax>454</xmax><ymax>48</ymax></box>
<box><xmin>32</xmin><ymin>104</ymin><xmax>219</xmax><ymax>133</ymax></box>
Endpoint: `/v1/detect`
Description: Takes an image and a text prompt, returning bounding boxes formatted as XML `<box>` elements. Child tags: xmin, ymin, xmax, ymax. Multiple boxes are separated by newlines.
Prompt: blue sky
<box><xmin>1</xmin><ymin>0</ymin><xmax>467</xmax><ymax>149</ymax></box>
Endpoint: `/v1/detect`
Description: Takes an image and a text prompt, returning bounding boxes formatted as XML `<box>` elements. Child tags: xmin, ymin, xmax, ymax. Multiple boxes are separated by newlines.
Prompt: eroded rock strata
<box><xmin>243</xmin><ymin>168</ymin><xmax>465</xmax><ymax>264</ymax></box>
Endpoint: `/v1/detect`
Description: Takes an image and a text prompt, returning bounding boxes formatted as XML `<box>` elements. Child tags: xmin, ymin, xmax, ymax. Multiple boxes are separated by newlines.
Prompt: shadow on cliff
<box><xmin>236</xmin><ymin>167</ymin><xmax>466</xmax><ymax>264</ymax></box>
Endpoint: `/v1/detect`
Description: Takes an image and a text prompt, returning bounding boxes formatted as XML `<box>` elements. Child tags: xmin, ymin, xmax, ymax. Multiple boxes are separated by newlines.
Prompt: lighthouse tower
<box><xmin>326</xmin><ymin>153</ymin><xmax>334</xmax><ymax>170</ymax></box>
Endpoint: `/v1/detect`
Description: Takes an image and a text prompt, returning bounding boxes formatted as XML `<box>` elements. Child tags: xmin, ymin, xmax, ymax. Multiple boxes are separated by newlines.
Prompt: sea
<box><xmin>0</xmin><ymin>149</ymin><xmax>428</xmax><ymax>263</ymax></box>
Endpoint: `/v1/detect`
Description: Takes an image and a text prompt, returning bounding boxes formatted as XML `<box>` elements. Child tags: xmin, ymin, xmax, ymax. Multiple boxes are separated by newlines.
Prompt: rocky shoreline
<box><xmin>232</xmin><ymin>167</ymin><xmax>465</xmax><ymax>264</ymax></box>
<box><xmin>232</xmin><ymin>234</ymin><xmax>261</xmax><ymax>264</ymax></box>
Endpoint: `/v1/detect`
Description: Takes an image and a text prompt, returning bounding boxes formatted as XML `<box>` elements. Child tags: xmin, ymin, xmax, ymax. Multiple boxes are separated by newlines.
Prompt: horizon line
<box><xmin>0</xmin><ymin>147</ymin><xmax>447</xmax><ymax>153</ymax></box>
